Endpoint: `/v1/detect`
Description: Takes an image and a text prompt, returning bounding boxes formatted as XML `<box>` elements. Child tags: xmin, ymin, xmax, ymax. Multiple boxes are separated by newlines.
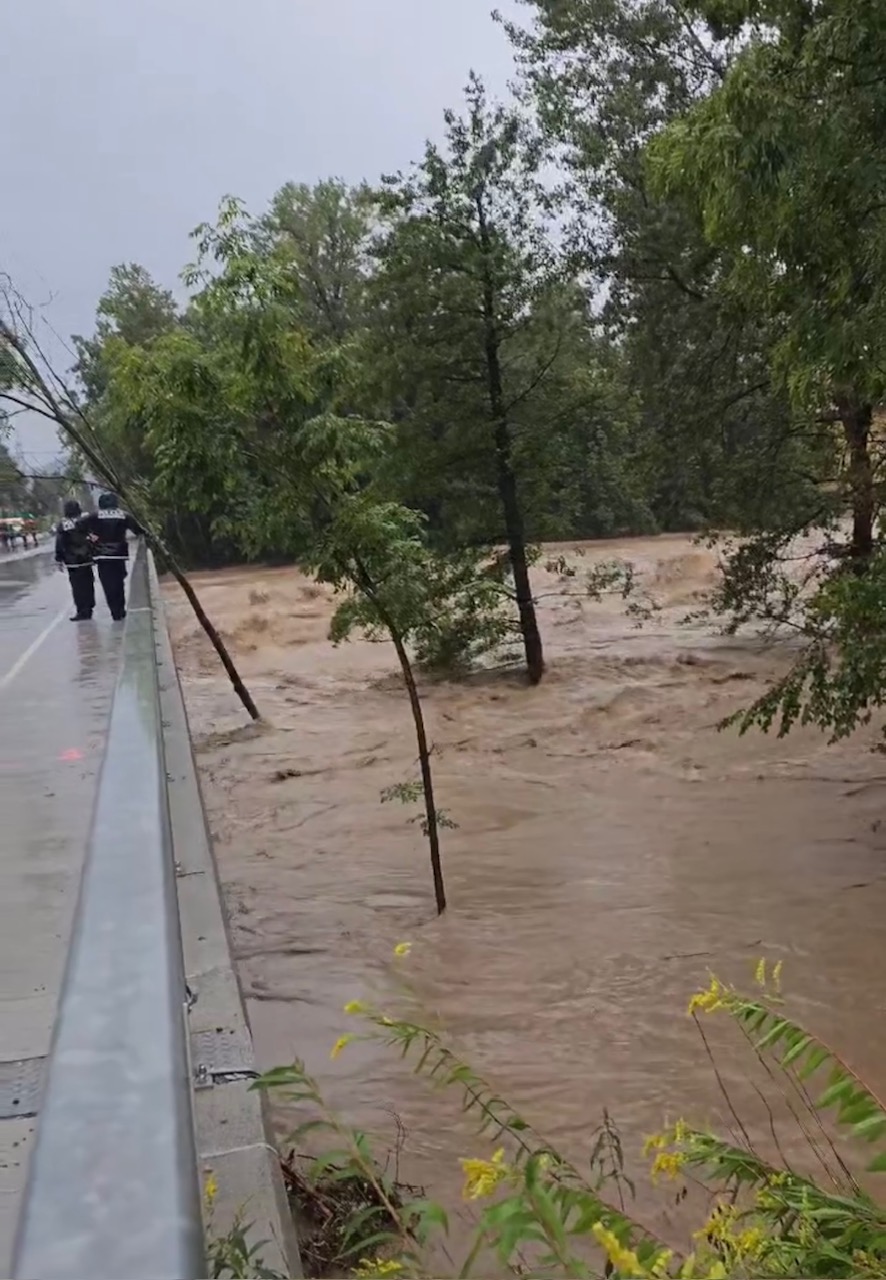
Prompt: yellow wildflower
<box><xmin>687</xmin><ymin>974</ymin><xmax>725</xmax><ymax>1016</ymax></box>
<box><xmin>354</xmin><ymin>1258</ymin><xmax>404</xmax><ymax>1277</ymax></box>
<box><xmin>592</xmin><ymin>1222</ymin><xmax>646</xmax><ymax>1277</ymax></box>
<box><xmin>694</xmin><ymin>1202</ymin><xmax>767</xmax><ymax>1265</ymax></box>
<box><xmin>772</xmin><ymin>959</ymin><xmax>783</xmax><ymax>992</ymax></box>
<box><xmin>756</xmin><ymin>1180</ymin><xmax>787</xmax><ymax>1212</ymax></box>
<box><xmin>677</xmin><ymin>1255</ymin><xmax>726</xmax><ymax>1280</ymax></box>
<box><xmin>651</xmin><ymin>1150</ymin><xmax>686</xmax><ymax>1182</ymax></box>
<box><xmin>735</xmin><ymin>1226</ymin><xmax>765</xmax><ymax>1257</ymax></box>
<box><xmin>204</xmin><ymin>1172</ymin><xmax>218</xmax><ymax>1208</ymax></box>
<box><xmin>754</xmin><ymin>957</ymin><xmax>766</xmax><ymax>988</ymax></box>
<box><xmin>459</xmin><ymin>1148</ymin><xmax>508</xmax><ymax>1200</ymax></box>
<box><xmin>393</xmin><ymin>941</ymin><xmax>412</xmax><ymax>957</ymax></box>
<box><xmin>344</xmin><ymin>999</ymin><xmax>367</xmax><ymax>1015</ymax></box>
<box><xmin>331</xmin><ymin>1033</ymin><xmax>355</xmax><ymax>1060</ymax></box>
<box><xmin>673</xmin><ymin>1118</ymin><xmax>689</xmax><ymax>1143</ymax></box>
<box><xmin>650</xmin><ymin>1249</ymin><xmax>674</xmax><ymax>1277</ymax></box>
<box><xmin>694</xmin><ymin>1202</ymin><xmax>737</xmax><ymax>1246</ymax></box>
<box><xmin>643</xmin><ymin>1132</ymin><xmax>667</xmax><ymax>1157</ymax></box>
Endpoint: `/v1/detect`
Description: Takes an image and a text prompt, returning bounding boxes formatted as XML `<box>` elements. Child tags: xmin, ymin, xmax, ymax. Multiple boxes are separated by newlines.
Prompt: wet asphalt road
<box><xmin>0</xmin><ymin>548</ymin><xmax>125</xmax><ymax>1271</ymax></box>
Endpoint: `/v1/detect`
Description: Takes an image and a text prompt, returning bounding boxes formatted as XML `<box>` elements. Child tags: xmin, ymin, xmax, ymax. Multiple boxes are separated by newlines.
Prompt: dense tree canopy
<box><xmin>45</xmin><ymin>4</ymin><xmax>886</xmax><ymax>733</ymax></box>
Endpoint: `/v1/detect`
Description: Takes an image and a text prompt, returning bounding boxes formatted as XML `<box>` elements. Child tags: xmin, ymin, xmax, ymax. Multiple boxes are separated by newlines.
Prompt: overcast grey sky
<box><xmin>1</xmin><ymin>0</ymin><xmax>523</xmax><ymax>460</ymax></box>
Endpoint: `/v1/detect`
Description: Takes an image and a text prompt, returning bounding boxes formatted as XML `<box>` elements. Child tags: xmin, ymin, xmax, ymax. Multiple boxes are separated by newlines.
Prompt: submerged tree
<box><xmin>106</xmin><ymin>201</ymin><xmax>464</xmax><ymax>912</ymax></box>
<box><xmin>645</xmin><ymin>0</ymin><xmax>886</xmax><ymax>741</ymax></box>
<box><xmin>370</xmin><ymin>74</ymin><xmax>559</xmax><ymax>685</ymax></box>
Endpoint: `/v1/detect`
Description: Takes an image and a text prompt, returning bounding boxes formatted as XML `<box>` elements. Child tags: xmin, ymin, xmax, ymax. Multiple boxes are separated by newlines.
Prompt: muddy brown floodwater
<box><xmin>164</xmin><ymin>534</ymin><xmax>886</xmax><ymax>1270</ymax></box>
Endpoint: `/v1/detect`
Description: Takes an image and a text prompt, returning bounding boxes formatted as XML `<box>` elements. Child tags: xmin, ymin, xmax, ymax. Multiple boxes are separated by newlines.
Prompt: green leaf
<box><xmin>817</xmin><ymin>1077</ymin><xmax>854</xmax><ymax>1110</ymax></box>
<box><xmin>782</xmin><ymin>1033</ymin><xmax>812</xmax><ymax>1065</ymax></box>
<box><xmin>798</xmin><ymin>1045</ymin><xmax>830</xmax><ymax>1079</ymax></box>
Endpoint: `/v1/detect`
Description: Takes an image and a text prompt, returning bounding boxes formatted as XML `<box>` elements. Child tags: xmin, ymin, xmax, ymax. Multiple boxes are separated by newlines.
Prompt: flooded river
<box><xmin>164</xmin><ymin>535</ymin><xmax>886</xmax><ymax>1265</ymax></box>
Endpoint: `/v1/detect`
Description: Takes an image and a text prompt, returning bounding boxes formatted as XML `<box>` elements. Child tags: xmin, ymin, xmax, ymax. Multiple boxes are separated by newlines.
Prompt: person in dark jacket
<box><xmin>80</xmin><ymin>492</ymin><xmax>144</xmax><ymax>621</ymax></box>
<box><xmin>55</xmin><ymin>499</ymin><xmax>96</xmax><ymax>621</ymax></box>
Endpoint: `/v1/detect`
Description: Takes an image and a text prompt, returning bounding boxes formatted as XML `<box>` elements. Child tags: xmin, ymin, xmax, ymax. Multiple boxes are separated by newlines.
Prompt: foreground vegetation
<box><xmin>206</xmin><ymin>952</ymin><xmax>886</xmax><ymax>1278</ymax></box>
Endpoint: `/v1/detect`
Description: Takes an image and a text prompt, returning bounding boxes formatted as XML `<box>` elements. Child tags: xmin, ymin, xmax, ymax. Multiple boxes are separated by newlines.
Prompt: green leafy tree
<box><xmin>503</xmin><ymin>0</ymin><xmax>815</xmax><ymax>536</ymax></box>
<box><xmin>647</xmin><ymin>0</ymin><xmax>886</xmax><ymax>742</ymax></box>
<box><xmin>70</xmin><ymin>262</ymin><xmax>181</xmax><ymax>520</ymax></box>
<box><xmin>649</xmin><ymin>0</ymin><xmax>886</xmax><ymax>569</ymax></box>
<box><xmin>107</xmin><ymin>199</ymin><xmax>467</xmax><ymax>912</ymax></box>
<box><xmin>261</xmin><ymin>179</ymin><xmax>373</xmax><ymax>342</ymax></box>
<box><xmin>370</xmin><ymin>74</ymin><xmax>564</xmax><ymax>684</ymax></box>
<box><xmin>71</xmin><ymin>262</ymin><xmax>252</xmax><ymax>566</ymax></box>
<box><xmin>73</xmin><ymin>262</ymin><xmax>179</xmax><ymax>405</ymax></box>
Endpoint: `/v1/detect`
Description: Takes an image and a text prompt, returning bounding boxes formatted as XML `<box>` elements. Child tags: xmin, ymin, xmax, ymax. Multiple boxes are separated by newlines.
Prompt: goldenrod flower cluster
<box><xmin>354</xmin><ymin>1257</ymin><xmax>404</xmax><ymax>1276</ymax></box>
<box><xmin>459</xmin><ymin>1148</ymin><xmax>509</xmax><ymax>1200</ymax></box>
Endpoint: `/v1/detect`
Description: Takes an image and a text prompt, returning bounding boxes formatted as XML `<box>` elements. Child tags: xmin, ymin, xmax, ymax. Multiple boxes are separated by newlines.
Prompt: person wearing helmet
<box><xmin>54</xmin><ymin>499</ymin><xmax>96</xmax><ymax>621</ymax></box>
<box><xmin>79</xmin><ymin>492</ymin><xmax>144</xmax><ymax>621</ymax></box>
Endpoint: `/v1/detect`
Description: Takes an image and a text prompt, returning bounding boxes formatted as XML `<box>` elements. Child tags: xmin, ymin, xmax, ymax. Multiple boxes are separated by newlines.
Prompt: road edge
<box><xmin>146</xmin><ymin>551</ymin><xmax>303</xmax><ymax>1279</ymax></box>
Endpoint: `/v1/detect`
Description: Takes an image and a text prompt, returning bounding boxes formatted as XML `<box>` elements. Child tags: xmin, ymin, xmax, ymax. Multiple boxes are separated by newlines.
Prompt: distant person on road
<box><xmin>55</xmin><ymin>499</ymin><xmax>95</xmax><ymax>621</ymax></box>
<box><xmin>80</xmin><ymin>492</ymin><xmax>144</xmax><ymax>622</ymax></box>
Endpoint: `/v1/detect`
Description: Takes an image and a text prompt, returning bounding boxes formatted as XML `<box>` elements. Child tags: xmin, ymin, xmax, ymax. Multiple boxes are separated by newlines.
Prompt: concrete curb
<box><xmin>147</xmin><ymin>553</ymin><xmax>302</xmax><ymax>1279</ymax></box>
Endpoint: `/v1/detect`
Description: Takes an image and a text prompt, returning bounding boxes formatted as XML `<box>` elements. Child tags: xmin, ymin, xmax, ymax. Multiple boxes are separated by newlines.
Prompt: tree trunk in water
<box><xmin>161</xmin><ymin>552</ymin><xmax>261</xmax><ymax>721</ymax></box>
<box><xmin>491</xmin><ymin>434</ymin><xmax>545</xmax><ymax>685</ymax></box>
<box><xmin>476</xmin><ymin>204</ymin><xmax>544</xmax><ymax>686</ymax></box>
<box><xmin>352</xmin><ymin>554</ymin><xmax>446</xmax><ymax>915</ymax></box>
<box><xmin>390</xmin><ymin>630</ymin><xmax>447</xmax><ymax>915</ymax></box>
<box><xmin>837</xmin><ymin>396</ymin><xmax>875</xmax><ymax>573</ymax></box>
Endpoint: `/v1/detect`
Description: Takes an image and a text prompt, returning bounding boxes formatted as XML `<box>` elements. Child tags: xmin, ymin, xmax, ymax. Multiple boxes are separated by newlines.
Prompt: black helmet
<box><xmin>63</xmin><ymin>499</ymin><xmax>81</xmax><ymax>518</ymax></box>
<box><xmin>98</xmin><ymin>491</ymin><xmax>119</xmax><ymax>510</ymax></box>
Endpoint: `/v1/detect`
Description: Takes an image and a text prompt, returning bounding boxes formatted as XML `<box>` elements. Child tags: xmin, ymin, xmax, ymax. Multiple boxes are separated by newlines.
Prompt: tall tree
<box><xmin>370</xmin><ymin>74</ymin><xmax>559</xmax><ymax>684</ymax></box>
<box><xmin>650</xmin><ymin>0</ymin><xmax>886</xmax><ymax>571</ymax></box>
<box><xmin>503</xmin><ymin>0</ymin><xmax>811</xmax><ymax>535</ymax></box>
<box><xmin>73</xmin><ymin>263</ymin><xmax>179</xmax><ymax>403</ymax></box>
<box><xmin>261</xmin><ymin>179</ymin><xmax>372</xmax><ymax>342</ymax></box>
<box><xmin>71</xmin><ymin>263</ymin><xmax>180</xmax><ymax>492</ymax></box>
<box><xmin>637</xmin><ymin>0</ymin><xmax>886</xmax><ymax>748</ymax></box>
<box><xmin>70</xmin><ymin>262</ymin><xmax>247</xmax><ymax>566</ymax></box>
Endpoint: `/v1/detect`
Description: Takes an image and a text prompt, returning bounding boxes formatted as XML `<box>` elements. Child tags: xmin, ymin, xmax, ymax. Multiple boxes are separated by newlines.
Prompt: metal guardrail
<box><xmin>12</xmin><ymin>542</ymin><xmax>206</xmax><ymax>1280</ymax></box>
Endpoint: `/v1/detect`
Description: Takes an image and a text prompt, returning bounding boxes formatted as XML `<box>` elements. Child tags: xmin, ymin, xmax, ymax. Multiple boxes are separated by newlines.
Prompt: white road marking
<box><xmin>0</xmin><ymin>608</ymin><xmax>67</xmax><ymax>692</ymax></box>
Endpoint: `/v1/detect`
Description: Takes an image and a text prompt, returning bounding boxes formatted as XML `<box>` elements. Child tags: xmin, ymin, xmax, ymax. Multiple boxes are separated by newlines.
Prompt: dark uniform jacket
<box><xmin>79</xmin><ymin>507</ymin><xmax>143</xmax><ymax>559</ymax></box>
<box><xmin>54</xmin><ymin>517</ymin><xmax>94</xmax><ymax>568</ymax></box>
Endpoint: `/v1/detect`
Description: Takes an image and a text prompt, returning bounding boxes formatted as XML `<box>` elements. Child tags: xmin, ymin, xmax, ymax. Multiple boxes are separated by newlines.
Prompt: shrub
<box><xmin>252</xmin><ymin>951</ymin><xmax>886</xmax><ymax>1278</ymax></box>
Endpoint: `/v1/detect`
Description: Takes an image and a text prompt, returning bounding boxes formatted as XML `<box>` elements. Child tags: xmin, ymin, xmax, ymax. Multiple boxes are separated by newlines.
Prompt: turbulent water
<box><xmin>164</xmin><ymin>535</ymin><xmax>886</xmax><ymax>1266</ymax></box>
